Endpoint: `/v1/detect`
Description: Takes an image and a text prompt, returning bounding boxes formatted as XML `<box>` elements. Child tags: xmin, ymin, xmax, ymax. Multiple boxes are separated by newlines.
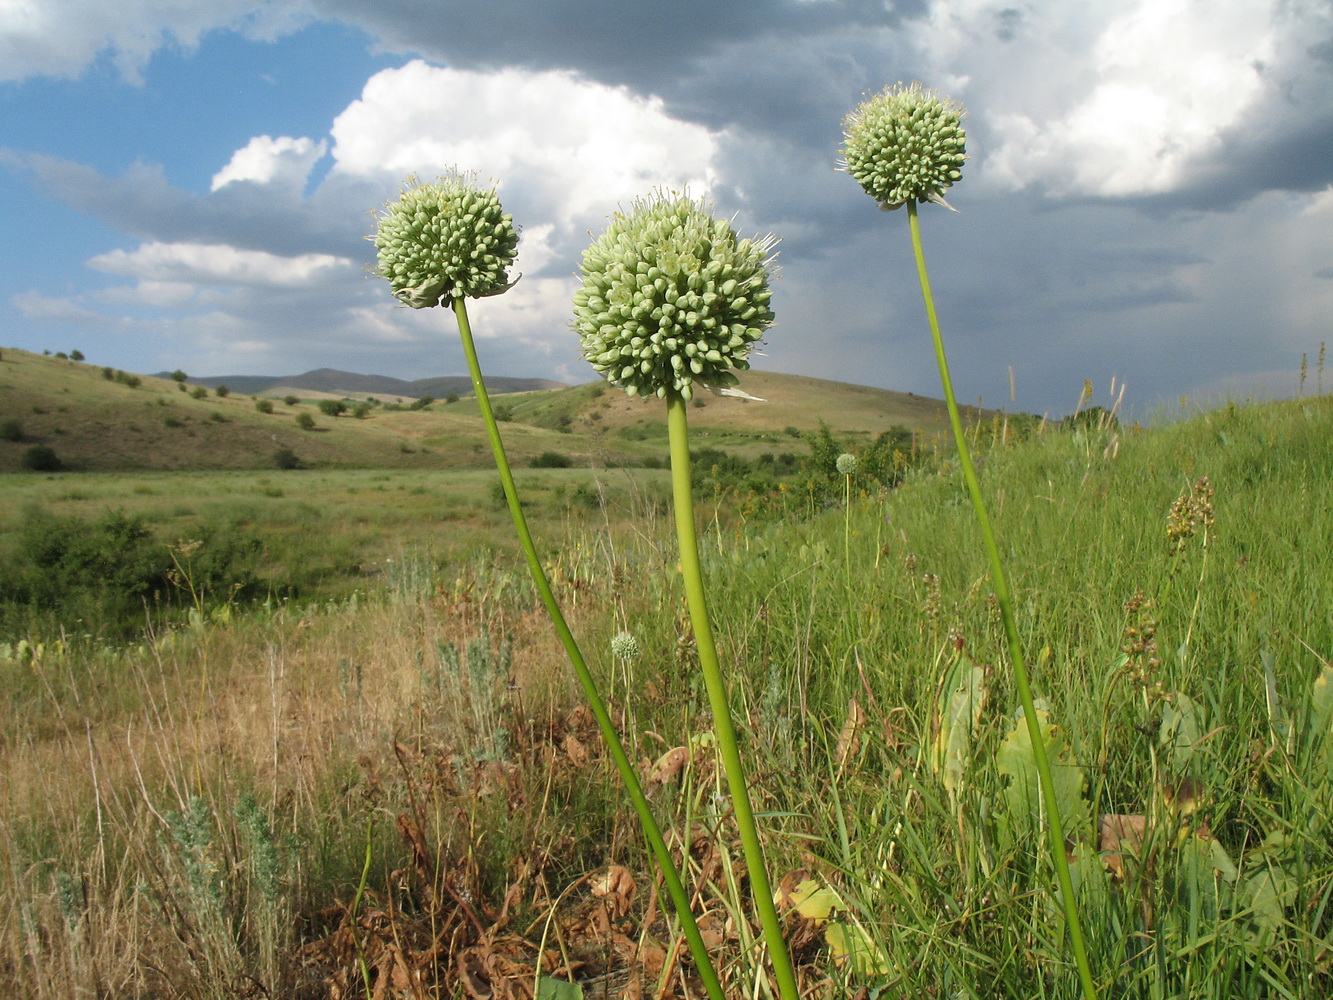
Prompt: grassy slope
<box><xmin>1</xmin><ymin>393</ymin><xmax>1331</xmax><ymax>998</ymax></box>
<box><xmin>1</xmin><ymin>348</ymin><xmax>1006</xmax><ymax>474</ymax></box>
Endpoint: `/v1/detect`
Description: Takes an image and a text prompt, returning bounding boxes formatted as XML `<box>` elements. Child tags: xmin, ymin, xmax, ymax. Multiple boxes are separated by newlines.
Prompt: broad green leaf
<box><xmin>995</xmin><ymin>707</ymin><xmax>1091</xmax><ymax>851</ymax></box>
<box><xmin>537</xmin><ymin>976</ymin><xmax>584</xmax><ymax>1000</ymax></box>
<box><xmin>787</xmin><ymin>878</ymin><xmax>843</xmax><ymax>922</ymax></box>
<box><xmin>1159</xmin><ymin>693</ymin><xmax>1203</xmax><ymax>771</ymax></box>
<box><xmin>825</xmin><ymin>921</ymin><xmax>891</xmax><ymax>976</ymax></box>
<box><xmin>932</xmin><ymin>659</ymin><xmax>987</xmax><ymax>796</ymax></box>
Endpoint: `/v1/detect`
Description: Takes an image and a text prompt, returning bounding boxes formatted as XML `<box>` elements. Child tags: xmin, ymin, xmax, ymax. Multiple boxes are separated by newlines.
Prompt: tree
<box><xmin>70</xmin><ymin>349</ymin><xmax>85</xmax><ymax>362</ymax></box>
<box><xmin>215</xmin><ymin>385</ymin><xmax>230</xmax><ymax>397</ymax></box>
<box><xmin>170</xmin><ymin>369</ymin><xmax>188</xmax><ymax>382</ymax></box>
<box><xmin>255</xmin><ymin>399</ymin><xmax>274</xmax><ymax>414</ymax></box>
<box><xmin>446</xmin><ymin>391</ymin><xmax>460</xmax><ymax>404</ymax></box>
<box><xmin>296</xmin><ymin>412</ymin><xmax>316</xmax><ymax>430</ymax></box>
<box><xmin>273</xmin><ymin>447</ymin><xmax>300</xmax><ymax>469</ymax></box>
<box><xmin>191</xmin><ymin>386</ymin><xmax>208</xmax><ymax>400</ymax></box>
<box><xmin>22</xmin><ymin>445</ymin><xmax>63</xmax><ymax>472</ymax></box>
<box><xmin>317</xmin><ymin>399</ymin><xmax>347</xmax><ymax>417</ymax></box>
<box><xmin>283</xmin><ymin>395</ymin><xmax>299</xmax><ymax>406</ymax></box>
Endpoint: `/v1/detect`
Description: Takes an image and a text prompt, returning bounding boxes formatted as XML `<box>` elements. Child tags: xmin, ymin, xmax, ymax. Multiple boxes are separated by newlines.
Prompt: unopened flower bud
<box><xmin>841</xmin><ymin>83</ymin><xmax>967</xmax><ymax>211</ymax></box>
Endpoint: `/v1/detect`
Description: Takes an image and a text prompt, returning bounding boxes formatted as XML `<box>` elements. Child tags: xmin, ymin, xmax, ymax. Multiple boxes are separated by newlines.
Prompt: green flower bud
<box><xmin>574</xmin><ymin>193</ymin><xmax>777</xmax><ymax>400</ymax></box>
<box><xmin>841</xmin><ymin>83</ymin><xmax>967</xmax><ymax>211</ymax></box>
<box><xmin>835</xmin><ymin>453</ymin><xmax>858</xmax><ymax>476</ymax></box>
<box><xmin>372</xmin><ymin>172</ymin><xmax>520</xmax><ymax>309</ymax></box>
<box><xmin>610</xmin><ymin>631</ymin><xmax>640</xmax><ymax>660</ymax></box>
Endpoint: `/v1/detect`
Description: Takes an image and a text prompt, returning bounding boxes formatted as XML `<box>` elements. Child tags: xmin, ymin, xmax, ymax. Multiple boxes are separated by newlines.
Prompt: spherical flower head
<box><xmin>610</xmin><ymin>631</ymin><xmax>640</xmax><ymax>660</ymax></box>
<box><xmin>841</xmin><ymin>83</ymin><xmax>967</xmax><ymax>210</ymax></box>
<box><xmin>574</xmin><ymin>193</ymin><xmax>777</xmax><ymax>401</ymax></box>
<box><xmin>835</xmin><ymin>452</ymin><xmax>858</xmax><ymax>476</ymax></box>
<box><xmin>372</xmin><ymin>173</ymin><xmax>520</xmax><ymax>309</ymax></box>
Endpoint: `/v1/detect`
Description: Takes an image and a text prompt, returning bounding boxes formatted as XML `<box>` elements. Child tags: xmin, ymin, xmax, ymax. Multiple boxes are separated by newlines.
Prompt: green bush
<box><xmin>21</xmin><ymin>445</ymin><xmax>62</xmax><ymax>471</ymax></box>
<box><xmin>530</xmin><ymin>451</ymin><xmax>572</xmax><ymax>468</ymax></box>
<box><xmin>163</xmin><ymin>415</ymin><xmax>184</xmax><ymax>428</ymax></box>
<box><xmin>296</xmin><ymin>413</ymin><xmax>316</xmax><ymax>430</ymax></box>
<box><xmin>317</xmin><ymin>399</ymin><xmax>346</xmax><ymax>417</ymax></box>
<box><xmin>0</xmin><ymin>418</ymin><xmax>21</xmax><ymax>442</ymax></box>
<box><xmin>215</xmin><ymin>384</ymin><xmax>230</xmax><ymax>398</ymax></box>
<box><xmin>273</xmin><ymin>447</ymin><xmax>300</xmax><ymax>470</ymax></box>
<box><xmin>255</xmin><ymin>399</ymin><xmax>275</xmax><ymax>414</ymax></box>
<box><xmin>69</xmin><ymin>349</ymin><xmax>84</xmax><ymax>362</ymax></box>
<box><xmin>283</xmin><ymin>395</ymin><xmax>299</xmax><ymax>406</ymax></box>
<box><xmin>170</xmin><ymin>369</ymin><xmax>188</xmax><ymax>382</ymax></box>
<box><xmin>408</xmin><ymin>395</ymin><xmax>434</xmax><ymax>411</ymax></box>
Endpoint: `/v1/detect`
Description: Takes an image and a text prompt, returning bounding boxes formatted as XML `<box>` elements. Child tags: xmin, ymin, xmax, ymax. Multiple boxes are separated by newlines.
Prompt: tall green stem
<box><xmin>905</xmin><ymin>202</ymin><xmax>1098</xmax><ymax>1000</ymax></box>
<box><xmin>666</xmin><ymin>392</ymin><xmax>799</xmax><ymax>1000</ymax></box>
<box><xmin>452</xmin><ymin>299</ymin><xmax>726</xmax><ymax>1000</ymax></box>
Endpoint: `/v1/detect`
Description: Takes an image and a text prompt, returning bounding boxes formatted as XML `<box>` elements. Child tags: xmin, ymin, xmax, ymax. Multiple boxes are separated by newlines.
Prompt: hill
<box><xmin>1</xmin><ymin>348</ymin><xmax>1011</xmax><ymax>473</ymax></box>
<box><xmin>157</xmin><ymin>368</ymin><xmax>567</xmax><ymax>400</ymax></box>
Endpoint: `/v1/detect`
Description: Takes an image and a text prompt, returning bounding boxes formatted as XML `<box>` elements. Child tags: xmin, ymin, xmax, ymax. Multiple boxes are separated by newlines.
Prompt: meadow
<box><xmin>1</xmin><ymin>373</ymin><xmax>1330</xmax><ymax>998</ymax></box>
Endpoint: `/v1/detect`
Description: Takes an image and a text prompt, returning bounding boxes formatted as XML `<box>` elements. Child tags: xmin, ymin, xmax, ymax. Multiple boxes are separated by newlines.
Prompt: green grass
<box><xmin>0</xmin><ymin>393</ymin><xmax>1329</xmax><ymax>998</ymax></box>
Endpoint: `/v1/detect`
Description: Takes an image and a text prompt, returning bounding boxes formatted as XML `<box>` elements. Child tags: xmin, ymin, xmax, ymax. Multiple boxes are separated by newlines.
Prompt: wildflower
<box><xmin>610</xmin><ymin>631</ymin><xmax>640</xmax><ymax>660</ymax></box>
<box><xmin>840</xmin><ymin>83</ymin><xmax>967</xmax><ymax>211</ymax></box>
<box><xmin>835</xmin><ymin>453</ymin><xmax>858</xmax><ymax>476</ymax></box>
<box><xmin>372</xmin><ymin>173</ymin><xmax>519</xmax><ymax>309</ymax></box>
<box><xmin>574</xmin><ymin>193</ymin><xmax>777</xmax><ymax>400</ymax></box>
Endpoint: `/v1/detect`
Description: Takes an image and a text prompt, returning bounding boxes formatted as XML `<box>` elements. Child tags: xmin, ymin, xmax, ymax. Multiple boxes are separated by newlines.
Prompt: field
<box><xmin>1</xmin><ymin>346</ymin><xmax>1331</xmax><ymax>998</ymax></box>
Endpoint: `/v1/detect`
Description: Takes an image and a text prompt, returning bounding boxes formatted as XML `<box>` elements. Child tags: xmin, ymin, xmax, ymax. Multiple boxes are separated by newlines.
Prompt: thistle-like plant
<box><xmin>373</xmin><ymin>174</ymin><xmax>726</xmax><ymax>1000</ymax></box>
<box><xmin>576</xmin><ymin>192</ymin><xmax>797</xmax><ymax>1000</ymax></box>
<box><xmin>842</xmin><ymin>85</ymin><xmax>1099</xmax><ymax>1000</ymax></box>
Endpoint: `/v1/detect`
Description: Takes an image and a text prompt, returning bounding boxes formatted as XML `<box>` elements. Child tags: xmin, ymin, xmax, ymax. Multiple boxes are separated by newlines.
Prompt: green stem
<box><xmin>905</xmin><ymin>202</ymin><xmax>1099</xmax><ymax>1000</ymax></box>
<box><xmin>450</xmin><ymin>299</ymin><xmax>726</xmax><ymax>1000</ymax></box>
<box><xmin>666</xmin><ymin>392</ymin><xmax>799</xmax><ymax>1000</ymax></box>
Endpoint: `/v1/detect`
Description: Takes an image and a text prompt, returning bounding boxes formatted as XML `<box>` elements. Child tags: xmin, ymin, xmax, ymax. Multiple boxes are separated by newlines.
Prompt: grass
<box><xmin>0</xmin><ymin>393</ymin><xmax>1330</xmax><ymax>997</ymax></box>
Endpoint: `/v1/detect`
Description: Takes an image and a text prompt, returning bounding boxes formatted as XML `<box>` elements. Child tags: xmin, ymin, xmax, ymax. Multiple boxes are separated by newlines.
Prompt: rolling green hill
<box><xmin>0</xmin><ymin>347</ymin><xmax>1011</xmax><ymax>473</ymax></box>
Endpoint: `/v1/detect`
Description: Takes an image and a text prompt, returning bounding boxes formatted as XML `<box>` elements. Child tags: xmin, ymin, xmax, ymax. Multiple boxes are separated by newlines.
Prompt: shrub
<box><xmin>408</xmin><ymin>395</ymin><xmax>434</xmax><ymax>411</ymax></box>
<box><xmin>70</xmin><ymin>349</ymin><xmax>84</xmax><ymax>361</ymax></box>
<box><xmin>445</xmin><ymin>392</ymin><xmax>459</xmax><ymax>404</ymax></box>
<box><xmin>215</xmin><ymin>385</ymin><xmax>230</xmax><ymax>398</ymax></box>
<box><xmin>21</xmin><ymin>445</ymin><xmax>62</xmax><ymax>471</ymax></box>
<box><xmin>273</xmin><ymin>447</ymin><xmax>300</xmax><ymax>470</ymax></box>
<box><xmin>102</xmin><ymin>367</ymin><xmax>115</xmax><ymax>380</ymax></box>
<box><xmin>283</xmin><ymin>395</ymin><xmax>299</xmax><ymax>406</ymax></box>
<box><xmin>296</xmin><ymin>413</ymin><xmax>315</xmax><ymax>430</ymax></box>
<box><xmin>493</xmin><ymin>404</ymin><xmax>514</xmax><ymax>422</ymax></box>
<box><xmin>255</xmin><ymin>399</ymin><xmax>275</xmax><ymax>414</ymax></box>
<box><xmin>209</xmin><ymin>412</ymin><xmax>227</xmax><ymax>424</ymax></box>
<box><xmin>191</xmin><ymin>386</ymin><xmax>208</xmax><ymax>400</ymax></box>
<box><xmin>317</xmin><ymin>399</ymin><xmax>346</xmax><ymax>418</ymax></box>
<box><xmin>0</xmin><ymin>418</ymin><xmax>21</xmax><ymax>442</ymax></box>
<box><xmin>163</xmin><ymin>415</ymin><xmax>184</xmax><ymax>428</ymax></box>
<box><xmin>530</xmin><ymin>451</ymin><xmax>572</xmax><ymax>468</ymax></box>
<box><xmin>170</xmin><ymin>369</ymin><xmax>188</xmax><ymax>382</ymax></box>
<box><xmin>352</xmin><ymin>403</ymin><xmax>371</xmax><ymax>419</ymax></box>
<box><xmin>54</xmin><ymin>351</ymin><xmax>68</xmax><ymax>359</ymax></box>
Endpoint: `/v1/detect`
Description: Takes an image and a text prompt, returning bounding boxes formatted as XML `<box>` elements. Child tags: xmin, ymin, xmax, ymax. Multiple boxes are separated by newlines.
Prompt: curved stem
<box><xmin>666</xmin><ymin>391</ymin><xmax>799</xmax><ymax>1000</ymax></box>
<box><xmin>452</xmin><ymin>299</ymin><xmax>726</xmax><ymax>1000</ymax></box>
<box><xmin>905</xmin><ymin>202</ymin><xmax>1098</xmax><ymax>1000</ymax></box>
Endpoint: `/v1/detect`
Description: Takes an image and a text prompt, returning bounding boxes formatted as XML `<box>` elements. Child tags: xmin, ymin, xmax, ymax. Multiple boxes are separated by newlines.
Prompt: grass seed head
<box><xmin>373</xmin><ymin>172</ymin><xmax>520</xmax><ymax>309</ymax></box>
<box><xmin>574</xmin><ymin>192</ymin><xmax>777</xmax><ymax>400</ymax></box>
<box><xmin>841</xmin><ymin>82</ymin><xmax>967</xmax><ymax>210</ymax></box>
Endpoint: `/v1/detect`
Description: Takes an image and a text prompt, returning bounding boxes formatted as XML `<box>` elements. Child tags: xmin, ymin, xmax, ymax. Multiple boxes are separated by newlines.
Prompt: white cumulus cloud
<box><xmin>330</xmin><ymin>60</ymin><xmax>721</xmax><ymax>229</ymax></box>
<box><xmin>87</xmin><ymin>241</ymin><xmax>357</xmax><ymax>289</ymax></box>
<box><xmin>211</xmin><ymin>135</ymin><xmax>328</xmax><ymax>193</ymax></box>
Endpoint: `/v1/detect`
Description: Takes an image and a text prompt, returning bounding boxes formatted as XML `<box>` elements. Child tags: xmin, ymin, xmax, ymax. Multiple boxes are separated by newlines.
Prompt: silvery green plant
<box><xmin>374</xmin><ymin>175</ymin><xmax>727</xmax><ymax>1000</ymax></box>
<box><xmin>842</xmin><ymin>85</ymin><xmax>1099</xmax><ymax>1000</ymax></box>
<box><xmin>576</xmin><ymin>193</ymin><xmax>798</xmax><ymax>1000</ymax></box>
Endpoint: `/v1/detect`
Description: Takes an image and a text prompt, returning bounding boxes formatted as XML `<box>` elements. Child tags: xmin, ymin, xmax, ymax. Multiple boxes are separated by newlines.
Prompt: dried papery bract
<box><xmin>841</xmin><ymin>85</ymin><xmax>1099</xmax><ymax>1000</ymax></box>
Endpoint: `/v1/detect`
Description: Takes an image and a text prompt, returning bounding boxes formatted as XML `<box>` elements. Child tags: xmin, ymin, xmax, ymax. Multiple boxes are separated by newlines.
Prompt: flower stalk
<box><xmin>375</xmin><ymin>175</ymin><xmax>725</xmax><ymax>1000</ymax></box>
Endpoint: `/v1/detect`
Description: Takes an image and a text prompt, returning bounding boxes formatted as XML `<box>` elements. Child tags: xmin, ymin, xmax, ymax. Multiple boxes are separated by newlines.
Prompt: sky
<box><xmin>2</xmin><ymin>0</ymin><xmax>1331</xmax><ymax>418</ymax></box>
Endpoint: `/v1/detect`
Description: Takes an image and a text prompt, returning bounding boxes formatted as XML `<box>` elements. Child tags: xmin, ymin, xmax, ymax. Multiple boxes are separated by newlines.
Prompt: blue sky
<box><xmin>3</xmin><ymin>1</ymin><xmax>1332</xmax><ymax>417</ymax></box>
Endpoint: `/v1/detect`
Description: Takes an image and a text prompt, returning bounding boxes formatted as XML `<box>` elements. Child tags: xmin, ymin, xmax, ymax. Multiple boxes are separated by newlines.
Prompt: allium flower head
<box><xmin>841</xmin><ymin>83</ymin><xmax>966</xmax><ymax>211</ymax></box>
<box><xmin>835</xmin><ymin>453</ymin><xmax>858</xmax><ymax>476</ymax></box>
<box><xmin>610</xmin><ymin>631</ymin><xmax>640</xmax><ymax>660</ymax></box>
<box><xmin>574</xmin><ymin>193</ymin><xmax>777</xmax><ymax>400</ymax></box>
<box><xmin>373</xmin><ymin>172</ymin><xmax>520</xmax><ymax>309</ymax></box>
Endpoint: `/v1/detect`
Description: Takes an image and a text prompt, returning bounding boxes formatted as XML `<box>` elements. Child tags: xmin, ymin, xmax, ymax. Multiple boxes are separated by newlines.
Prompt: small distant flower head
<box><xmin>372</xmin><ymin>172</ymin><xmax>520</xmax><ymax>309</ymax></box>
<box><xmin>835</xmin><ymin>453</ymin><xmax>858</xmax><ymax>476</ymax></box>
<box><xmin>610</xmin><ymin>631</ymin><xmax>640</xmax><ymax>660</ymax></box>
<box><xmin>574</xmin><ymin>193</ymin><xmax>777</xmax><ymax>401</ymax></box>
<box><xmin>841</xmin><ymin>83</ymin><xmax>967</xmax><ymax>210</ymax></box>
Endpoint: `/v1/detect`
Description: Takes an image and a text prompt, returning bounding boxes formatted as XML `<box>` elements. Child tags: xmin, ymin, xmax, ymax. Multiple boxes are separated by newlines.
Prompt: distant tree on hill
<box><xmin>273</xmin><ymin>447</ymin><xmax>300</xmax><ymax>469</ymax></box>
<box><xmin>215</xmin><ymin>385</ymin><xmax>230</xmax><ymax>397</ymax></box>
<box><xmin>296</xmin><ymin>412</ymin><xmax>315</xmax><ymax>430</ymax></box>
<box><xmin>446</xmin><ymin>392</ymin><xmax>460</xmax><ymax>404</ymax></box>
<box><xmin>408</xmin><ymin>395</ymin><xmax>434</xmax><ymax>411</ymax></box>
<box><xmin>170</xmin><ymin>369</ymin><xmax>188</xmax><ymax>382</ymax></box>
<box><xmin>191</xmin><ymin>386</ymin><xmax>208</xmax><ymax>400</ymax></box>
<box><xmin>1</xmin><ymin>418</ymin><xmax>22</xmax><ymax>442</ymax></box>
<box><xmin>255</xmin><ymin>399</ymin><xmax>274</xmax><ymax>414</ymax></box>
<box><xmin>317</xmin><ymin>399</ymin><xmax>347</xmax><ymax>417</ymax></box>
<box><xmin>283</xmin><ymin>395</ymin><xmax>299</xmax><ymax>406</ymax></box>
<box><xmin>70</xmin><ymin>350</ymin><xmax>84</xmax><ymax>362</ymax></box>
